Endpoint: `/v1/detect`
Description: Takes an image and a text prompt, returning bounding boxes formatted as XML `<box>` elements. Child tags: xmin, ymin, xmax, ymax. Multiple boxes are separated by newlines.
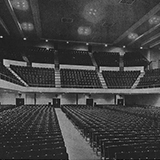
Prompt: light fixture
<box><xmin>46</xmin><ymin>48</ymin><xmax>49</xmax><ymax>50</ymax></box>
<box><xmin>11</xmin><ymin>0</ymin><xmax>29</xmax><ymax>11</ymax></box>
<box><xmin>66</xmin><ymin>41</ymin><xmax>69</xmax><ymax>44</ymax></box>
<box><xmin>105</xmin><ymin>44</ymin><xmax>108</xmax><ymax>47</ymax></box>
<box><xmin>45</xmin><ymin>39</ymin><xmax>48</xmax><ymax>42</ymax></box>
<box><xmin>140</xmin><ymin>46</ymin><xmax>143</xmax><ymax>49</ymax></box>
<box><xmin>86</xmin><ymin>43</ymin><xmax>89</xmax><ymax>45</ymax></box>
<box><xmin>0</xmin><ymin>36</ymin><xmax>3</xmax><ymax>39</ymax></box>
<box><xmin>21</xmin><ymin>22</ymin><xmax>34</xmax><ymax>31</ymax></box>
<box><xmin>23</xmin><ymin>37</ymin><xmax>27</xmax><ymax>40</ymax></box>
<box><xmin>78</xmin><ymin>26</ymin><xmax>91</xmax><ymax>36</ymax></box>
<box><xmin>123</xmin><ymin>45</ymin><xmax>126</xmax><ymax>48</ymax></box>
<box><xmin>149</xmin><ymin>16</ymin><xmax>160</xmax><ymax>25</ymax></box>
<box><xmin>128</xmin><ymin>33</ymin><xmax>138</xmax><ymax>40</ymax></box>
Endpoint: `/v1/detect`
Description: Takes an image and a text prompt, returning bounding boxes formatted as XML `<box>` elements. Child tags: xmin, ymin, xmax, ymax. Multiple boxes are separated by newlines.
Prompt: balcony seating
<box><xmin>137</xmin><ymin>69</ymin><xmax>160</xmax><ymax>88</ymax></box>
<box><xmin>62</xmin><ymin>105</ymin><xmax>160</xmax><ymax>160</ymax></box>
<box><xmin>10</xmin><ymin>65</ymin><xmax>55</xmax><ymax>87</ymax></box>
<box><xmin>58</xmin><ymin>49</ymin><xmax>93</xmax><ymax>66</ymax></box>
<box><xmin>60</xmin><ymin>69</ymin><xmax>102</xmax><ymax>88</ymax></box>
<box><xmin>93</xmin><ymin>52</ymin><xmax>119</xmax><ymax>67</ymax></box>
<box><xmin>0</xmin><ymin>105</ymin><xmax>68</xmax><ymax>159</ymax></box>
<box><xmin>0</xmin><ymin>63</ymin><xmax>24</xmax><ymax>86</ymax></box>
<box><xmin>124</xmin><ymin>52</ymin><xmax>149</xmax><ymax>67</ymax></box>
<box><xmin>25</xmin><ymin>47</ymin><xmax>55</xmax><ymax>64</ymax></box>
<box><xmin>102</xmin><ymin>70</ymin><xmax>140</xmax><ymax>89</ymax></box>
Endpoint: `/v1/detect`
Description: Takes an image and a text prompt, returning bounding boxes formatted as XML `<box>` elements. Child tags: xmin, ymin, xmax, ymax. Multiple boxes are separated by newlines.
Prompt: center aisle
<box><xmin>55</xmin><ymin>108</ymin><xmax>100</xmax><ymax>160</ymax></box>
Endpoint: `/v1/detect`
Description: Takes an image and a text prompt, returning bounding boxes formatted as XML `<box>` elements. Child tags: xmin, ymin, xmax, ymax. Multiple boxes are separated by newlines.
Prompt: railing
<box><xmin>0</xmin><ymin>73</ymin><xmax>23</xmax><ymax>86</ymax></box>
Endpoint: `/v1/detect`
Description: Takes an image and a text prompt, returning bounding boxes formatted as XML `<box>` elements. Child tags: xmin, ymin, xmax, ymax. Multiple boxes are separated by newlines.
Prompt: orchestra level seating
<box><xmin>0</xmin><ymin>105</ymin><xmax>68</xmax><ymax>159</ymax></box>
<box><xmin>62</xmin><ymin>105</ymin><xmax>160</xmax><ymax>160</ymax></box>
<box><xmin>60</xmin><ymin>69</ymin><xmax>102</xmax><ymax>88</ymax></box>
<box><xmin>137</xmin><ymin>68</ymin><xmax>160</xmax><ymax>88</ymax></box>
<box><xmin>102</xmin><ymin>70</ymin><xmax>140</xmax><ymax>89</ymax></box>
<box><xmin>10</xmin><ymin>65</ymin><xmax>55</xmax><ymax>87</ymax></box>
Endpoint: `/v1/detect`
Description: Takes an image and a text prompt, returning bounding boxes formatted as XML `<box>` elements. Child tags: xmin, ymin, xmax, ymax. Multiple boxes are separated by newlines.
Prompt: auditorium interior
<box><xmin>1</xmin><ymin>0</ymin><xmax>160</xmax><ymax>159</ymax></box>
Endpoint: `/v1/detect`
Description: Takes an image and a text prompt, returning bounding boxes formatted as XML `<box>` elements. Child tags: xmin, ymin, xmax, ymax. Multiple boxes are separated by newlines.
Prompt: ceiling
<box><xmin>1</xmin><ymin>0</ymin><xmax>160</xmax><ymax>49</ymax></box>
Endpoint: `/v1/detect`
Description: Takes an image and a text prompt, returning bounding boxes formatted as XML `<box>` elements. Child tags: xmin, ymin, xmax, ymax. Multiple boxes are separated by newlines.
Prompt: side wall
<box><xmin>125</xmin><ymin>94</ymin><xmax>160</xmax><ymax>107</ymax></box>
<box><xmin>0</xmin><ymin>92</ymin><xmax>115</xmax><ymax>105</ymax></box>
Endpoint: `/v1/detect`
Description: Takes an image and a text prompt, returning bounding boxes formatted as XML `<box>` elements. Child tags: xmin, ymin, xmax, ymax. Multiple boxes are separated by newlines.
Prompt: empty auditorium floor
<box><xmin>55</xmin><ymin>108</ymin><xmax>100</xmax><ymax>160</ymax></box>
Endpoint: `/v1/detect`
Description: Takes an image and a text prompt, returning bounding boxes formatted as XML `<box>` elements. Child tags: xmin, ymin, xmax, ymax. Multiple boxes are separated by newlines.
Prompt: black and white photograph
<box><xmin>0</xmin><ymin>0</ymin><xmax>160</xmax><ymax>159</ymax></box>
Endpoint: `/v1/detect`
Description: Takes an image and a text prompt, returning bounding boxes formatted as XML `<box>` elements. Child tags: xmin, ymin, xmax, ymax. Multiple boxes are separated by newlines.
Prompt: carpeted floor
<box><xmin>55</xmin><ymin>108</ymin><xmax>100</xmax><ymax>160</ymax></box>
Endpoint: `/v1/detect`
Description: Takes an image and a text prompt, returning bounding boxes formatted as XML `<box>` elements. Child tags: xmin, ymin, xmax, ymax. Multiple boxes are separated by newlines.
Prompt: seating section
<box><xmin>58</xmin><ymin>49</ymin><xmax>93</xmax><ymax>66</ymax></box>
<box><xmin>124</xmin><ymin>52</ymin><xmax>149</xmax><ymax>67</ymax></box>
<box><xmin>0</xmin><ymin>105</ymin><xmax>17</xmax><ymax>112</ymax></box>
<box><xmin>0</xmin><ymin>105</ymin><xmax>68</xmax><ymax>159</ymax></box>
<box><xmin>10</xmin><ymin>65</ymin><xmax>55</xmax><ymax>87</ymax></box>
<box><xmin>60</xmin><ymin>69</ymin><xmax>102</xmax><ymax>88</ymax></box>
<box><xmin>102</xmin><ymin>71</ymin><xmax>140</xmax><ymax>88</ymax></box>
<box><xmin>137</xmin><ymin>69</ymin><xmax>160</xmax><ymax>88</ymax></box>
<box><xmin>93</xmin><ymin>52</ymin><xmax>119</xmax><ymax>66</ymax></box>
<box><xmin>62</xmin><ymin>105</ymin><xmax>160</xmax><ymax>160</ymax></box>
<box><xmin>24</xmin><ymin>47</ymin><xmax>55</xmax><ymax>64</ymax></box>
<box><xmin>0</xmin><ymin>63</ymin><xmax>24</xmax><ymax>86</ymax></box>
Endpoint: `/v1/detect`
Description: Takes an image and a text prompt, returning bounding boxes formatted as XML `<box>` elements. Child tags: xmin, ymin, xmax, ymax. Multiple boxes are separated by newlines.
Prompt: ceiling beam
<box><xmin>113</xmin><ymin>2</ymin><xmax>160</xmax><ymax>44</ymax></box>
<box><xmin>142</xmin><ymin>32</ymin><xmax>160</xmax><ymax>46</ymax></box>
<box><xmin>150</xmin><ymin>40</ymin><xmax>160</xmax><ymax>48</ymax></box>
<box><xmin>29</xmin><ymin>0</ymin><xmax>42</xmax><ymax>38</ymax></box>
<box><xmin>0</xmin><ymin>17</ymin><xmax>10</xmax><ymax>35</ymax></box>
<box><xmin>128</xmin><ymin>22</ymin><xmax>160</xmax><ymax>46</ymax></box>
<box><xmin>5</xmin><ymin>0</ymin><xmax>24</xmax><ymax>37</ymax></box>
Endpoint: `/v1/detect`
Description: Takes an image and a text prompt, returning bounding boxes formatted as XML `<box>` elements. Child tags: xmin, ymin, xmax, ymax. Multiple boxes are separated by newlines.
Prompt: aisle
<box><xmin>55</xmin><ymin>108</ymin><xmax>100</xmax><ymax>160</ymax></box>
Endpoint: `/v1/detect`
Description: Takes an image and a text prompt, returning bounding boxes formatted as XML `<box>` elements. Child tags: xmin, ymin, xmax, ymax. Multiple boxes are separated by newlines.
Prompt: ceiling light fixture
<box><xmin>11</xmin><ymin>0</ymin><xmax>29</xmax><ymax>11</ymax></box>
<box><xmin>128</xmin><ymin>33</ymin><xmax>138</xmax><ymax>40</ymax></box>
<box><xmin>140</xmin><ymin>46</ymin><xmax>143</xmax><ymax>49</ymax></box>
<box><xmin>23</xmin><ymin>37</ymin><xmax>27</xmax><ymax>40</ymax></box>
<box><xmin>149</xmin><ymin>16</ymin><xmax>160</xmax><ymax>25</ymax></box>
<box><xmin>0</xmin><ymin>36</ymin><xmax>3</xmax><ymax>38</ymax></box>
<box><xmin>21</xmin><ymin>22</ymin><xmax>34</xmax><ymax>31</ymax></box>
<box><xmin>45</xmin><ymin>39</ymin><xmax>48</xmax><ymax>42</ymax></box>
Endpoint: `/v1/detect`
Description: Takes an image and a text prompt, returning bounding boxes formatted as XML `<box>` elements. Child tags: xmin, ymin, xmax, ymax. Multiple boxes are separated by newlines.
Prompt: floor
<box><xmin>55</xmin><ymin>108</ymin><xmax>100</xmax><ymax>160</ymax></box>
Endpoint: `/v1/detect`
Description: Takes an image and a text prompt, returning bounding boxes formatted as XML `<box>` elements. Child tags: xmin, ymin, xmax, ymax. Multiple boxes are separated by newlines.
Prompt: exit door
<box><xmin>16</xmin><ymin>98</ymin><xmax>24</xmax><ymax>106</ymax></box>
<box><xmin>53</xmin><ymin>98</ymin><xmax>60</xmax><ymax>108</ymax></box>
<box><xmin>86</xmin><ymin>98</ymin><xmax>93</xmax><ymax>106</ymax></box>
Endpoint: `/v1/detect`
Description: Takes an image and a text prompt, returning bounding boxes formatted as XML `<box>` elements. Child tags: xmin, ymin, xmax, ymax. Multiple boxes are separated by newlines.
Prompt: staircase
<box><xmin>8</xmin><ymin>67</ymin><xmax>29</xmax><ymax>87</ymax></box>
<box><xmin>89</xmin><ymin>52</ymin><xmax>98</xmax><ymax>70</ymax></box>
<box><xmin>131</xmin><ymin>72</ymin><xmax>145</xmax><ymax>89</ymax></box>
<box><xmin>55</xmin><ymin>69</ymin><xmax>61</xmax><ymax>88</ymax></box>
<box><xmin>97</xmin><ymin>72</ymin><xmax>107</xmax><ymax>89</ymax></box>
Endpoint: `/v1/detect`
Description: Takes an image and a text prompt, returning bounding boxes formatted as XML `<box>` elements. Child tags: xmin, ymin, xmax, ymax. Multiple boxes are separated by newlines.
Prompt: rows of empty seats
<box><xmin>58</xmin><ymin>49</ymin><xmax>93</xmax><ymax>66</ymax></box>
<box><xmin>0</xmin><ymin>63</ymin><xmax>24</xmax><ymax>86</ymax></box>
<box><xmin>124</xmin><ymin>52</ymin><xmax>149</xmax><ymax>67</ymax></box>
<box><xmin>60</xmin><ymin>69</ymin><xmax>102</xmax><ymax>88</ymax></box>
<box><xmin>24</xmin><ymin>47</ymin><xmax>55</xmax><ymax>64</ymax></box>
<box><xmin>93</xmin><ymin>52</ymin><xmax>119</xmax><ymax>67</ymax></box>
<box><xmin>137</xmin><ymin>69</ymin><xmax>160</xmax><ymax>88</ymax></box>
<box><xmin>10</xmin><ymin>65</ymin><xmax>55</xmax><ymax>87</ymax></box>
<box><xmin>0</xmin><ymin>105</ymin><xmax>16</xmax><ymax>112</ymax></box>
<box><xmin>102</xmin><ymin>71</ymin><xmax>140</xmax><ymax>88</ymax></box>
<box><xmin>0</xmin><ymin>105</ymin><xmax>68</xmax><ymax>159</ymax></box>
<box><xmin>62</xmin><ymin>105</ymin><xmax>160</xmax><ymax>160</ymax></box>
